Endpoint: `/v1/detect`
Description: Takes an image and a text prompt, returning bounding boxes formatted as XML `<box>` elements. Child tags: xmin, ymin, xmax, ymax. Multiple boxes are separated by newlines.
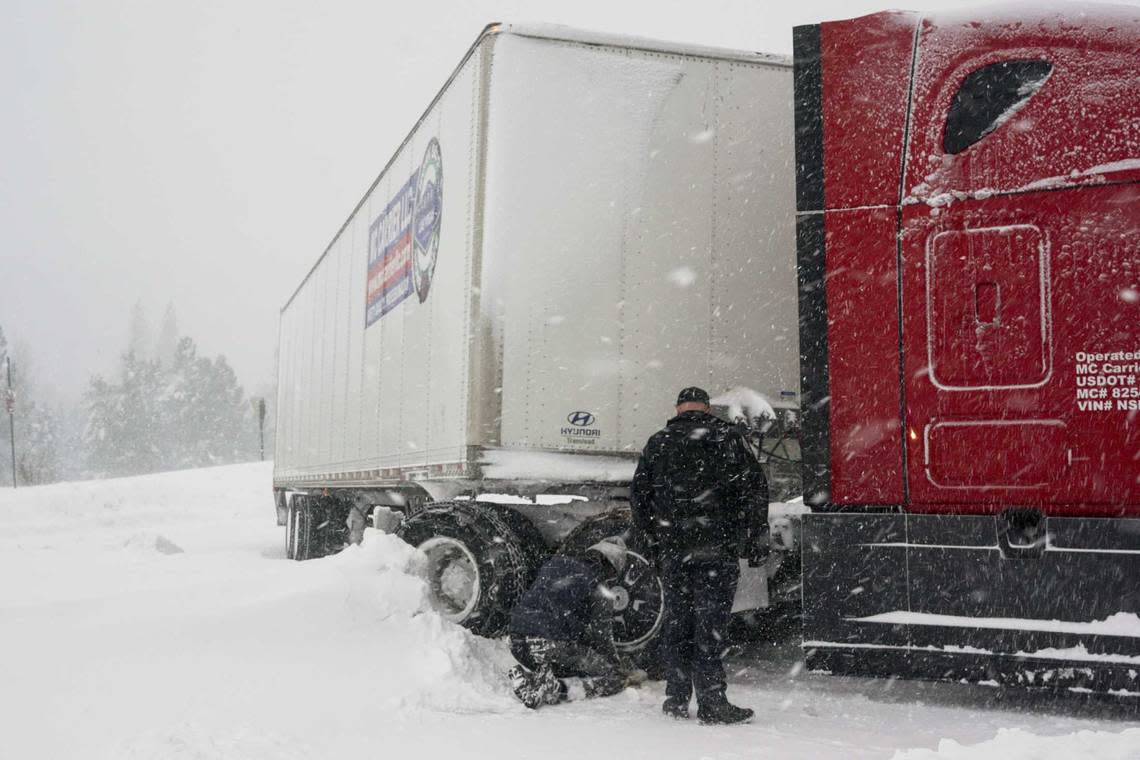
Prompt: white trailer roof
<box><xmin>504</xmin><ymin>23</ymin><xmax>791</xmax><ymax>68</ymax></box>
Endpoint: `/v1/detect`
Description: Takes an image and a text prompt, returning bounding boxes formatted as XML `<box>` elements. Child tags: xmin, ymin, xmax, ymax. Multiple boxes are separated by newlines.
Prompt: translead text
<box><xmin>1074</xmin><ymin>350</ymin><xmax>1140</xmax><ymax>412</ymax></box>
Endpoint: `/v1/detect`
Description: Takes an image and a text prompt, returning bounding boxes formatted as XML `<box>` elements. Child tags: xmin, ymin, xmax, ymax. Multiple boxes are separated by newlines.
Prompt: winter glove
<box><xmin>623</xmin><ymin>668</ymin><xmax>649</xmax><ymax>688</ymax></box>
<box><xmin>615</xmin><ymin>655</ymin><xmax>648</xmax><ymax>686</ymax></box>
<box><xmin>740</xmin><ymin>525</ymin><xmax>769</xmax><ymax>568</ymax></box>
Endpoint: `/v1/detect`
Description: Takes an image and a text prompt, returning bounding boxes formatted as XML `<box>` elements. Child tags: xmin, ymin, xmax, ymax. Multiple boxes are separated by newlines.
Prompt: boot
<box><xmin>532</xmin><ymin>667</ymin><xmax>564</xmax><ymax>707</ymax></box>
<box><xmin>509</xmin><ymin>665</ymin><xmax>561</xmax><ymax>709</ymax></box>
<box><xmin>509</xmin><ymin>665</ymin><xmax>540</xmax><ymax>709</ymax></box>
<box><xmin>697</xmin><ymin>700</ymin><xmax>754</xmax><ymax>725</ymax></box>
<box><xmin>662</xmin><ymin>696</ymin><xmax>690</xmax><ymax>719</ymax></box>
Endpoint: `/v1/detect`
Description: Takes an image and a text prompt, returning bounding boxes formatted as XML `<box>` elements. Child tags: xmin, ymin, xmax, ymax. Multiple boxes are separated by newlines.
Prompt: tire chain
<box><xmin>454</xmin><ymin>502</ymin><xmax>531</xmax><ymax>614</ymax></box>
<box><xmin>406</xmin><ymin>501</ymin><xmax>532</xmax><ymax>635</ymax></box>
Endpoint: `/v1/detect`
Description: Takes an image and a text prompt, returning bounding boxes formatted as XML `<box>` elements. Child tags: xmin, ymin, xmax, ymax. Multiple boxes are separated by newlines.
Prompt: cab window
<box><xmin>943</xmin><ymin>60</ymin><xmax>1052</xmax><ymax>154</ymax></box>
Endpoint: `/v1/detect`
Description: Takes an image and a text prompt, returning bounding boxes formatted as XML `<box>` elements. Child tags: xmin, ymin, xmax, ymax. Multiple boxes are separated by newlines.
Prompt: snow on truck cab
<box><xmin>794</xmin><ymin>6</ymin><xmax>1139</xmax><ymax>693</ymax></box>
<box><xmin>272</xmin><ymin>24</ymin><xmax>801</xmax><ymax>661</ymax></box>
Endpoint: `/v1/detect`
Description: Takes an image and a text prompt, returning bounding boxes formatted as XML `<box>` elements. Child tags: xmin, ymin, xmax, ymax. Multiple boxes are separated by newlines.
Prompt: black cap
<box><xmin>676</xmin><ymin>386</ymin><xmax>710</xmax><ymax>405</ymax></box>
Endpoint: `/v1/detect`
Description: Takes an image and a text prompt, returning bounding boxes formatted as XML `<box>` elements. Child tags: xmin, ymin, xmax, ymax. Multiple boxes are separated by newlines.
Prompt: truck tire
<box><xmin>292</xmin><ymin>498</ymin><xmax>315</xmax><ymax>561</ymax></box>
<box><xmin>485</xmin><ymin>504</ymin><xmax>550</xmax><ymax>587</ymax></box>
<box><xmin>285</xmin><ymin>496</ymin><xmax>297</xmax><ymax>560</ymax></box>
<box><xmin>558</xmin><ymin>513</ymin><xmax>666</xmax><ymax>667</ymax></box>
<box><xmin>397</xmin><ymin>502</ymin><xmax>540</xmax><ymax>637</ymax></box>
<box><xmin>290</xmin><ymin>497</ymin><xmax>349</xmax><ymax>562</ymax></box>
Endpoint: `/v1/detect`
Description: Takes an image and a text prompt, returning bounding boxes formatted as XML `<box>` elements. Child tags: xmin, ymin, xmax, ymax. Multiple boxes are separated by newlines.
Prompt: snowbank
<box><xmin>892</xmin><ymin>727</ymin><xmax>1140</xmax><ymax>760</ymax></box>
<box><xmin>322</xmin><ymin>532</ymin><xmax>517</xmax><ymax>713</ymax></box>
<box><xmin>0</xmin><ymin>462</ymin><xmax>517</xmax><ymax>760</ymax></box>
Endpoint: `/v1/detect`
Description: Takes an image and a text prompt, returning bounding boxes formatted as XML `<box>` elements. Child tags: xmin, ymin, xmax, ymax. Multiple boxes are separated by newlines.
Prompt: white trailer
<box><xmin>273</xmin><ymin>24</ymin><xmax>799</xmax><ymax>654</ymax></box>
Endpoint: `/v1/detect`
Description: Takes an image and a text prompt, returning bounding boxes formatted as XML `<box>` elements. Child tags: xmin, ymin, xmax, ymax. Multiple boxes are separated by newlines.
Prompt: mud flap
<box><xmin>801</xmin><ymin>512</ymin><xmax>1140</xmax><ymax>694</ymax></box>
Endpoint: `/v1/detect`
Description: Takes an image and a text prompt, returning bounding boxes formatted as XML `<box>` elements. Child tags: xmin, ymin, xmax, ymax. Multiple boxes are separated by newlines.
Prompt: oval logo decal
<box><xmin>567</xmin><ymin>411</ymin><xmax>596</xmax><ymax>427</ymax></box>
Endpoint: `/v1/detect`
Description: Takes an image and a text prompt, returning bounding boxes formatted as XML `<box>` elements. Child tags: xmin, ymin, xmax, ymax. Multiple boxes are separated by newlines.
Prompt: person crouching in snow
<box><xmin>507</xmin><ymin>537</ymin><xmax>645</xmax><ymax>708</ymax></box>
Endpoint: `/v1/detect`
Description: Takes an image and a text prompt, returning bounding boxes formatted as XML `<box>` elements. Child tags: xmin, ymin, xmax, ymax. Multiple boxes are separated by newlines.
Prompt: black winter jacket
<box><xmin>630</xmin><ymin>410</ymin><xmax>768</xmax><ymax>564</ymax></box>
<box><xmin>508</xmin><ymin>555</ymin><xmax>616</xmax><ymax>654</ymax></box>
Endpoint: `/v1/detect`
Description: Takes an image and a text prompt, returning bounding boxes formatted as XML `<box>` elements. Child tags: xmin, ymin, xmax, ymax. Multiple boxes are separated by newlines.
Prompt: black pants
<box><xmin>509</xmin><ymin>635</ymin><xmax>625</xmax><ymax>700</ymax></box>
<box><xmin>660</xmin><ymin>559</ymin><xmax>739</xmax><ymax>707</ymax></box>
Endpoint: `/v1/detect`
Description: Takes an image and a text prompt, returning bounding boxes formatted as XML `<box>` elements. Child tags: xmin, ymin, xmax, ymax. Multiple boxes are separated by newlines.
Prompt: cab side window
<box><xmin>943</xmin><ymin>60</ymin><xmax>1052</xmax><ymax>154</ymax></box>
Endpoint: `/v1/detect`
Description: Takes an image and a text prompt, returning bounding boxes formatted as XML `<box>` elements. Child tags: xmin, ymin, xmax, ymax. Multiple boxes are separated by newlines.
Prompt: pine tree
<box><xmin>0</xmin><ymin>325</ymin><xmax>11</xmax><ymax>486</ymax></box>
<box><xmin>118</xmin><ymin>351</ymin><xmax>165</xmax><ymax>475</ymax></box>
<box><xmin>84</xmin><ymin>375</ymin><xmax>124</xmax><ymax>477</ymax></box>
<box><xmin>83</xmin><ymin>352</ymin><xmax>166</xmax><ymax>477</ymax></box>
<box><xmin>81</xmin><ymin>310</ymin><xmax>257</xmax><ymax>478</ymax></box>
<box><xmin>2</xmin><ymin>343</ymin><xmax>64</xmax><ymax>485</ymax></box>
<box><xmin>165</xmin><ymin>337</ymin><xmax>202</xmax><ymax>468</ymax></box>
<box><xmin>164</xmin><ymin>337</ymin><xmax>250</xmax><ymax>467</ymax></box>
<box><xmin>16</xmin><ymin>398</ymin><xmax>61</xmax><ymax>485</ymax></box>
<box><xmin>155</xmin><ymin>303</ymin><xmax>180</xmax><ymax>367</ymax></box>
<box><xmin>127</xmin><ymin>301</ymin><xmax>152</xmax><ymax>360</ymax></box>
<box><xmin>201</xmin><ymin>355</ymin><xmax>248</xmax><ymax>464</ymax></box>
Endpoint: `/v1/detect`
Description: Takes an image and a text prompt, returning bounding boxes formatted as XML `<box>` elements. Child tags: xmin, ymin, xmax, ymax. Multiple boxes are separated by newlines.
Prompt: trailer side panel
<box><xmin>482</xmin><ymin>34</ymin><xmax>798</xmax><ymax>459</ymax></box>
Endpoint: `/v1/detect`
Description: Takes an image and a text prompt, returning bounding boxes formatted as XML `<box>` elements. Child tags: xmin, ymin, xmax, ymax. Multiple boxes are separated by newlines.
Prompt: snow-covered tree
<box><xmin>15</xmin><ymin>398</ymin><xmax>62</xmax><ymax>485</ymax></box>
<box><xmin>117</xmin><ymin>351</ymin><xmax>166</xmax><ymax>475</ymax></box>
<box><xmin>0</xmin><ymin>325</ymin><xmax>11</xmax><ymax>486</ymax></box>
<box><xmin>126</xmin><ymin>301</ymin><xmax>152</xmax><ymax>360</ymax></box>
<box><xmin>155</xmin><ymin>303</ymin><xmax>180</xmax><ymax>367</ymax></box>
<box><xmin>0</xmin><ymin>339</ymin><xmax>66</xmax><ymax>485</ymax></box>
<box><xmin>83</xmin><ymin>352</ymin><xmax>165</xmax><ymax>478</ymax></box>
<box><xmin>84</xmin><ymin>334</ymin><xmax>255</xmax><ymax>477</ymax></box>
<box><xmin>165</xmin><ymin>337</ymin><xmax>249</xmax><ymax>468</ymax></box>
<box><xmin>83</xmin><ymin>375</ymin><xmax>123</xmax><ymax>477</ymax></box>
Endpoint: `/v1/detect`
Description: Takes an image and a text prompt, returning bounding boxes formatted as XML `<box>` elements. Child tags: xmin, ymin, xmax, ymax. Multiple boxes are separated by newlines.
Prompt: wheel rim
<box><xmin>604</xmin><ymin>549</ymin><xmax>665</xmax><ymax>652</ymax></box>
<box><xmin>418</xmin><ymin>536</ymin><xmax>482</xmax><ymax>622</ymax></box>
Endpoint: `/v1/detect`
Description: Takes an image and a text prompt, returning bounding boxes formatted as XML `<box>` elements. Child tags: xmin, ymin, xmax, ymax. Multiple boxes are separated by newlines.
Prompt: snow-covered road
<box><xmin>0</xmin><ymin>463</ymin><xmax>1135</xmax><ymax>759</ymax></box>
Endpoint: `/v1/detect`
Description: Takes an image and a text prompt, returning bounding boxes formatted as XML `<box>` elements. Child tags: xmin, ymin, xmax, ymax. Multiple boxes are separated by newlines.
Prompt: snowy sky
<box><xmin>1</xmin><ymin>0</ymin><xmax>1135</xmax><ymax>400</ymax></box>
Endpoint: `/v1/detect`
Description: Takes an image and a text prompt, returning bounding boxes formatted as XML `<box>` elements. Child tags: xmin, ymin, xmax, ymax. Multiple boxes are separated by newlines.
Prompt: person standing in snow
<box><xmin>630</xmin><ymin>386</ymin><xmax>768</xmax><ymax>724</ymax></box>
<box><xmin>507</xmin><ymin>537</ymin><xmax>643</xmax><ymax>708</ymax></box>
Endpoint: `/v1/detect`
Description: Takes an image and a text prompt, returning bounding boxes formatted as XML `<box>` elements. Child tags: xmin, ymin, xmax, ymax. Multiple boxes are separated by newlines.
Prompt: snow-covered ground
<box><xmin>0</xmin><ymin>462</ymin><xmax>1136</xmax><ymax>759</ymax></box>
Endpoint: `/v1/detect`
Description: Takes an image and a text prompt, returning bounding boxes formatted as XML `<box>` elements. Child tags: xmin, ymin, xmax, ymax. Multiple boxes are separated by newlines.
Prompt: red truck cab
<box><xmin>794</xmin><ymin>6</ymin><xmax>1139</xmax><ymax>692</ymax></box>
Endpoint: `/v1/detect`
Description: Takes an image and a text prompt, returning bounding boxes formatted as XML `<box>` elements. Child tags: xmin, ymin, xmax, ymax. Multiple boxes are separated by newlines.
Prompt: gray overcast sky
<box><xmin>1</xmin><ymin>0</ymin><xmax>1133</xmax><ymax>400</ymax></box>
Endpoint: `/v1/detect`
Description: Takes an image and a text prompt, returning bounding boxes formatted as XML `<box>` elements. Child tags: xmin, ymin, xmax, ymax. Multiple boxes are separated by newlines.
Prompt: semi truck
<box><xmin>273</xmin><ymin>7</ymin><xmax>1139</xmax><ymax>692</ymax></box>
<box><xmin>272</xmin><ymin>24</ymin><xmax>802</xmax><ymax>657</ymax></box>
<box><xmin>794</xmin><ymin>6</ymin><xmax>1139</xmax><ymax>694</ymax></box>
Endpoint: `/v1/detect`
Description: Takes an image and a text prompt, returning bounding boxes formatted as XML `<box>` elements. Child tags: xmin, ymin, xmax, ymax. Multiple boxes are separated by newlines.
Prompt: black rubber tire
<box><xmin>293</xmin><ymin>498</ymin><xmax>315</xmax><ymax>561</ymax></box>
<box><xmin>397</xmin><ymin>502</ymin><xmax>540</xmax><ymax>637</ymax></box>
<box><xmin>485</xmin><ymin>504</ymin><xmax>550</xmax><ymax>588</ymax></box>
<box><xmin>290</xmin><ymin>497</ymin><xmax>352</xmax><ymax>562</ymax></box>
<box><xmin>558</xmin><ymin>512</ymin><xmax>666</xmax><ymax>672</ymax></box>
<box><xmin>557</xmin><ymin>511</ymin><xmax>637</xmax><ymax>556</ymax></box>
<box><xmin>284</xmin><ymin>496</ymin><xmax>297</xmax><ymax>560</ymax></box>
